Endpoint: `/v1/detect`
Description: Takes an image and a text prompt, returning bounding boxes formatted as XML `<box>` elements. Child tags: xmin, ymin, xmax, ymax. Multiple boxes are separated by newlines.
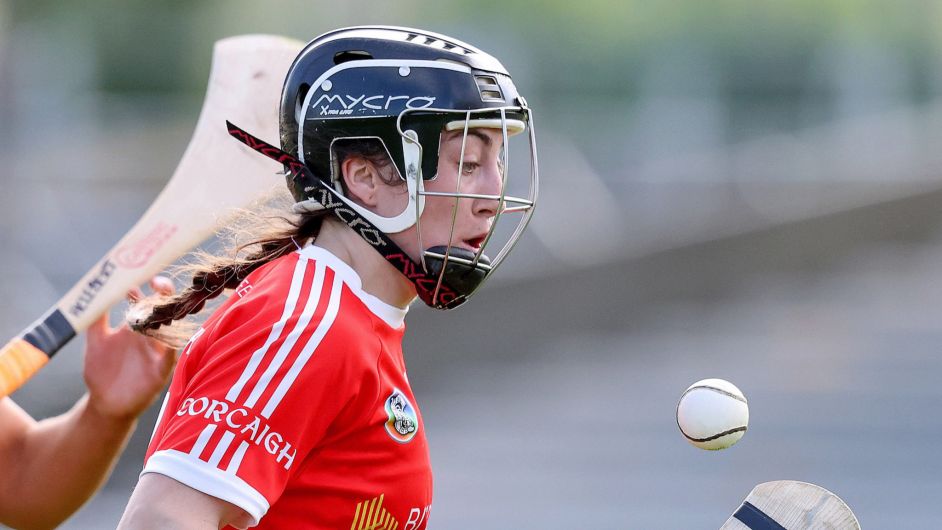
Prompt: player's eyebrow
<box><xmin>444</xmin><ymin>128</ymin><xmax>493</xmax><ymax>147</ymax></box>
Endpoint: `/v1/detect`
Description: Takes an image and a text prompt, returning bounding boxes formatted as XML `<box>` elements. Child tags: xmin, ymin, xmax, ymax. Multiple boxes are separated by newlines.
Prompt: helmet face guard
<box><xmin>399</xmin><ymin>106</ymin><xmax>538</xmax><ymax>304</ymax></box>
<box><xmin>273</xmin><ymin>26</ymin><xmax>539</xmax><ymax>309</ymax></box>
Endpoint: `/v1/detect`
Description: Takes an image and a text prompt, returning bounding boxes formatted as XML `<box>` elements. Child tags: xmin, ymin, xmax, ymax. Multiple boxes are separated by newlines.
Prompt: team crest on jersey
<box><xmin>384</xmin><ymin>389</ymin><xmax>418</xmax><ymax>443</ymax></box>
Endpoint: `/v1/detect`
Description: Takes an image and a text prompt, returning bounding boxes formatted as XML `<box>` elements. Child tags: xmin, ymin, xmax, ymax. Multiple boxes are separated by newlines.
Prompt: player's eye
<box><xmin>461</xmin><ymin>161</ymin><xmax>480</xmax><ymax>175</ymax></box>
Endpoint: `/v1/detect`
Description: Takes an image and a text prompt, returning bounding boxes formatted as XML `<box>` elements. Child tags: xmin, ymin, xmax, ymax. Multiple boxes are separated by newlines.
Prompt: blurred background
<box><xmin>3</xmin><ymin>0</ymin><xmax>942</xmax><ymax>527</ymax></box>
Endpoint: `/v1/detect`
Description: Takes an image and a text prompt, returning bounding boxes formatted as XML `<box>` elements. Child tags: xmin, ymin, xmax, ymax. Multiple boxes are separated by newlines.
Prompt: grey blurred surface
<box><xmin>5</xmin><ymin>1</ymin><xmax>942</xmax><ymax>529</ymax></box>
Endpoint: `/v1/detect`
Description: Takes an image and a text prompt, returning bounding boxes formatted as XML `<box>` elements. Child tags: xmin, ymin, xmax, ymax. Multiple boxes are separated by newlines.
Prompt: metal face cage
<box><xmin>397</xmin><ymin>104</ymin><xmax>539</xmax><ymax>304</ymax></box>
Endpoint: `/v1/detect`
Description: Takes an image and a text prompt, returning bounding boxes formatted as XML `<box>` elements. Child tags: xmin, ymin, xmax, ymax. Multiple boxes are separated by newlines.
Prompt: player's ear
<box><xmin>340</xmin><ymin>156</ymin><xmax>381</xmax><ymax>207</ymax></box>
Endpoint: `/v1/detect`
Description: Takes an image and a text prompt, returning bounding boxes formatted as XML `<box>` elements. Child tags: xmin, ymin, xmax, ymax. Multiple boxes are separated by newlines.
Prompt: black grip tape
<box><xmin>733</xmin><ymin>501</ymin><xmax>788</xmax><ymax>530</ymax></box>
<box><xmin>22</xmin><ymin>309</ymin><xmax>76</xmax><ymax>357</ymax></box>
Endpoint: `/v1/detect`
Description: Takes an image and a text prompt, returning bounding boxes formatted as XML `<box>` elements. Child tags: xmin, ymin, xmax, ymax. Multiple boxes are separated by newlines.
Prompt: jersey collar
<box><xmin>297</xmin><ymin>244</ymin><xmax>409</xmax><ymax>328</ymax></box>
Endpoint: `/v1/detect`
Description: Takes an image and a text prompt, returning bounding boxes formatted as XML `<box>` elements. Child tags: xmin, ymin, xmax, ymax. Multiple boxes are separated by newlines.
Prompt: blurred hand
<box><xmin>83</xmin><ymin>277</ymin><xmax>177</xmax><ymax>421</ymax></box>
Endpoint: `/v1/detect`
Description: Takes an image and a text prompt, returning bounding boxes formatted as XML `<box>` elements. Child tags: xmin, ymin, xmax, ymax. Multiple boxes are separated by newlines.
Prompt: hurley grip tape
<box><xmin>0</xmin><ymin>339</ymin><xmax>49</xmax><ymax>398</ymax></box>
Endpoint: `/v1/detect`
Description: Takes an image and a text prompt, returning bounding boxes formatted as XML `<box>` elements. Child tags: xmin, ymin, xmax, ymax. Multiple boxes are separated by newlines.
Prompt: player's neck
<box><xmin>314</xmin><ymin>218</ymin><xmax>416</xmax><ymax>309</ymax></box>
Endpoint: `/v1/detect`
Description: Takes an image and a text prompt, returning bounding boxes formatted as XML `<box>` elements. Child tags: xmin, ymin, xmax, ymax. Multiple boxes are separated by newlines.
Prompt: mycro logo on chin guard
<box><xmin>384</xmin><ymin>389</ymin><xmax>418</xmax><ymax>443</ymax></box>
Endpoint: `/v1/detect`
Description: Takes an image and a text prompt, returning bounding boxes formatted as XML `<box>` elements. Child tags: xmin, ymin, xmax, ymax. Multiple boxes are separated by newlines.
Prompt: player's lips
<box><xmin>463</xmin><ymin>235</ymin><xmax>487</xmax><ymax>252</ymax></box>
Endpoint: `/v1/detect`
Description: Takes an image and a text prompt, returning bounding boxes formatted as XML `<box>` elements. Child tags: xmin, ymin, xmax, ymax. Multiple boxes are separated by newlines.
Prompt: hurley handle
<box><xmin>0</xmin><ymin>338</ymin><xmax>50</xmax><ymax>397</ymax></box>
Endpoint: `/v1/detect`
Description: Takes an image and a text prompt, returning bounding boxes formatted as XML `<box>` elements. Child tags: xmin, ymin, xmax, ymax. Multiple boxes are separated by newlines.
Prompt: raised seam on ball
<box><xmin>679</xmin><ymin>385</ymin><xmax>747</xmax><ymax>404</ymax></box>
<box><xmin>681</xmin><ymin>425</ymin><xmax>747</xmax><ymax>443</ymax></box>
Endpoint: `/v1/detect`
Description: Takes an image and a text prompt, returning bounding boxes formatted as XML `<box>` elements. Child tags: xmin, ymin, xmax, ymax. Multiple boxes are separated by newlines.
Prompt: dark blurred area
<box><xmin>2</xmin><ymin>1</ymin><xmax>942</xmax><ymax>527</ymax></box>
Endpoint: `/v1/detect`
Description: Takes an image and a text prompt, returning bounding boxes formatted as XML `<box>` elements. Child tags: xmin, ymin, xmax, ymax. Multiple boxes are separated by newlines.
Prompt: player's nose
<box><xmin>472</xmin><ymin>162</ymin><xmax>503</xmax><ymax>218</ymax></box>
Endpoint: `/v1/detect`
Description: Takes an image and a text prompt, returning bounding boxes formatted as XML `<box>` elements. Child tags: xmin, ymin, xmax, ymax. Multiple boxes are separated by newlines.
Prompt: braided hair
<box><xmin>128</xmin><ymin>204</ymin><xmax>324</xmax><ymax>345</ymax></box>
<box><xmin>129</xmin><ymin>138</ymin><xmax>396</xmax><ymax>346</ymax></box>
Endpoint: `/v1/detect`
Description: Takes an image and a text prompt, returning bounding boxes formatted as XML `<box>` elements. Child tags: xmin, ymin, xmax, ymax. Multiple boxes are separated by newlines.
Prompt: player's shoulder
<box><xmin>236</xmin><ymin>250</ymin><xmax>305</xmax><ymax>299</ymax></box>
<box><xmin>285</xmin><ymin>245</ymin><xmax>409</xmax><ymax>376</ymax></box>
<box><xmin>295</xmin><ymin>244</ymin><xmax>409</xmax><ymax>332</ymax></box>
<box><xmin>193</xmin><ymin>251</ymin><xmax>305</xmax><ymax>338</ymax></box>
<box><xmin>200</xmin><ymin>245</ymin><xmax>405</xmax><ymax>365</ymax></box>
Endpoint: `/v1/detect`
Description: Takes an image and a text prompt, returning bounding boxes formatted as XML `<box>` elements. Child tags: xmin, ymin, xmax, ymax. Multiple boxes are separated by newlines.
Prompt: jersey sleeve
<box><xmin>143</xmin><ymin>258</ymin><xmax>378</xmax><ymax>526</ymax></box>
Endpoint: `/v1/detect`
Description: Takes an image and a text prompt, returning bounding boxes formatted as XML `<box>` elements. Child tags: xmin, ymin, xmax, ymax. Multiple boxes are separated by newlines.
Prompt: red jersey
<box><xmin>144</xmin><ymin>245</ymin><xmax>433</xmax><ymax>529</ymax></box>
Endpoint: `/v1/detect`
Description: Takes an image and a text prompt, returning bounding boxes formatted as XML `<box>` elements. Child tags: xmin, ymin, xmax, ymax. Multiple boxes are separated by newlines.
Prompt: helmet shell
<box><xmin>279</xmin><ymin>25</ymin><xmax>526</xmax><ymax>202</ymax></box>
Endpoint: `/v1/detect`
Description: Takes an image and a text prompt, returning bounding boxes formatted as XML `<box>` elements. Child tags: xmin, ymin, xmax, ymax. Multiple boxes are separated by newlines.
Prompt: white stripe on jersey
<box><xmin>199</xmin><ymin>253</ymin><xmax>343</xmax><ymax>475</ymax></box>
<box><xmin>190</xmin><ymin>424</ymin><xmax>217</xmax><ymax>459</ymax></box>
<box><xmin>260</xmin><ymin>271</ymin><xmax>343</xmax><ymax>418</ymax></box>
<box><xmin>243</xmin><ymin>259</ymin><xmax>328</xmax><ymax>409</ymax></box>
<box><xmin>225</xmin><ymin>256</ymin><xmax>310</xmax><ymax>403</ymax></box>
<box><xmin>207</xmin><ymin>430</ymin><xmax>236</xmax><ymax>467</ymax></box>
<box><xmin>226</xmin><ymin>441</ymin><xmax>250</xmax><ymax>474</ymax></box>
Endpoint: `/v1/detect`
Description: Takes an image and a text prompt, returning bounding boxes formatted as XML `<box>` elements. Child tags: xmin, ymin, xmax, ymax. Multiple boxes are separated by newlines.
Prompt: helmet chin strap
<box><xmin>227</xmin><ymin>121</ymin><xmax>481</xmax><ymax>310</ymax></box>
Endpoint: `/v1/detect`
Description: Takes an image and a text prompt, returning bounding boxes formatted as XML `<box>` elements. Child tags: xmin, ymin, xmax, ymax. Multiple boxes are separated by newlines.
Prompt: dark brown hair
<box><xmin>129</xmin><ymin>139</ymin><xmax>398</xmax><ymax>346</ymax></box>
